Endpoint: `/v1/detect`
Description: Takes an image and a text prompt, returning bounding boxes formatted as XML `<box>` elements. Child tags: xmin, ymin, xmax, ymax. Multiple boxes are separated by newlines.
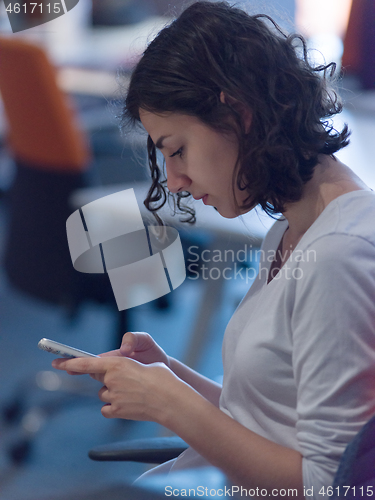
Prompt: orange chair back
<box><xmin>0</xmin><ymin>37</ymin><xmax>90</xmax><ymax>172</ymax></box>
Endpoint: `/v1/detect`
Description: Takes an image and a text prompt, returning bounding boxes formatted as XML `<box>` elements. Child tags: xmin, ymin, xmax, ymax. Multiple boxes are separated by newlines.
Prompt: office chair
<box><xmin>332</xmin><ymin>414</ymin><xmax>375</xmax><ymax>498</ymax></box>
<box><xmin>0</xmin><ymin>36</ymin><xmax>111</xmax><ymax>310</ymax></box>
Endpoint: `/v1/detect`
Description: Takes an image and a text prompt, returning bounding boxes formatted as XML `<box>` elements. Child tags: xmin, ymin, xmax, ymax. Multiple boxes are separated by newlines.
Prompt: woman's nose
<box><xmin>166</xmin><ymin>164</ymin><xmax>191</xmax><ymax>194</ymax></box>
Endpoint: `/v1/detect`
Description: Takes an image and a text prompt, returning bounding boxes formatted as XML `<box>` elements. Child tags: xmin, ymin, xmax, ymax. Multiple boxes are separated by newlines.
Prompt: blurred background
<box><xmin>0</xmin><ymin>0</ymin><xmax>374</xmax><ymax>498</ymax></box>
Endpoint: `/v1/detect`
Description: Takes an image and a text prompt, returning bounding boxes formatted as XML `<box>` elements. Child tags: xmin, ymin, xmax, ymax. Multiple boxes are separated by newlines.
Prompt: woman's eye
<box><xmin>169</xmin><ymin>147</ymin><xmax>183</xmax><ymax>158</ymax></box>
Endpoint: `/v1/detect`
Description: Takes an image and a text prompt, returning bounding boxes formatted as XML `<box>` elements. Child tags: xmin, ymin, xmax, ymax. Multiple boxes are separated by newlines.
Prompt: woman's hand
<box><xmin>52</xmin><ymin>356</ymin><xmax>182</xmax><ymax>423</ymax></box>
<box><xmin>100</xmin><ymin>331</ymin><xmax>170</xmax><ymax>368</ymax></box>
<box><xmin>57</xmin><ymin>331</ymin><xmax>222</xmax><ymax>406</ymax></box>
<box><xmin>51</xmin><ymin>346</ymin><xmax>303</xmax><ymax>494</ymax></box>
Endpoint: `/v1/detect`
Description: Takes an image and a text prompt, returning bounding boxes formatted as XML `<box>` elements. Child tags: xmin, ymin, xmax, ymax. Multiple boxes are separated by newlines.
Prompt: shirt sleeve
<box><xmin>290</xmin><ymin>233</ymin><xmax>375</xmax><ymax>499</ymax></box>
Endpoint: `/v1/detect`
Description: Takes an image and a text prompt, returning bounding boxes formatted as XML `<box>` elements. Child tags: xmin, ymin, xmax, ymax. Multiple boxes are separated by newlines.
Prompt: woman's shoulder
<box><xmin>259</xmin><ymin>189</ymin><xmax>375</xmax><ymax>265</ymax></box>
<box><xmin>301</xmin><ymin>190</ymin><xmax>375</xmax><ymax>255</ymax></box>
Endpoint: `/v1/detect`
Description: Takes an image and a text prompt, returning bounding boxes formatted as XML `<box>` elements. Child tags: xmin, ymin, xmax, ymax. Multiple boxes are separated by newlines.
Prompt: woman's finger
<box><xmin>120</xmin><ymin>331</ymin><xmax>137</xmax><ymax>356</ymax></box>
<box><xmin>101</xmin><ymin>403</ymin><xmax>113</xmax><ymax>419</ymax></box>
<box><xmin>98</xmin><ymin>350</ymin><xmax>122</xmax><ymax>358</ymax></box>
<box><xmin>52</xmin><ymin>357</ymin><xmax>108</xmax><ymax>375</ymax></box>
<box><xmin>89</xmin><ymin>372</ymin><xmax>104</xmax><ymax>383</ymax></box>
<box><xmin>98</xmin><ymin>385</ymin><xmax>110</xmax><ymax>402</ymax></box>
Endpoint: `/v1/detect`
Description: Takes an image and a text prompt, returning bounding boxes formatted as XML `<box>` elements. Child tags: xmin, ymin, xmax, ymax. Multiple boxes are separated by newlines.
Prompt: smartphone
<box><xmin>38</xmin><ymin>338</ymin><xmax>99</xmax><ymax>358</ymax></box>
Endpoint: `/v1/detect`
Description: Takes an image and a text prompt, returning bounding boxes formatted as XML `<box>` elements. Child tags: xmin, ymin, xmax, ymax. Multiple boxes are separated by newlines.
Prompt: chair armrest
<box><xmin>88</xmin><ymin>436</ymin><xmax>188</xmax><ymax>464</ymax></box>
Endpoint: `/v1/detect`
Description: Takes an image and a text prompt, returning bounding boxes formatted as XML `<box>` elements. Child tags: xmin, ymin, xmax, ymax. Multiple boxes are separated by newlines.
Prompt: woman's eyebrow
<box><xmin>155</xmin><ymin>135</ymin><xmax>171</xmax><ymax>150</ymax></box>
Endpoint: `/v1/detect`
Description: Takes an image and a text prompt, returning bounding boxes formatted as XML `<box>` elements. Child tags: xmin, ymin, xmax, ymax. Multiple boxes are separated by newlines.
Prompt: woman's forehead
<box><xmin>139</xmin><ymin>110</ymin><xmax>201</xmax><ymax>134</ymax></box>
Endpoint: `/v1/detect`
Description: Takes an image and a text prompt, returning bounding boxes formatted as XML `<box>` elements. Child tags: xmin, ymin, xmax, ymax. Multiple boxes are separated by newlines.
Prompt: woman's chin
<box><xmin>213</xmin><ymin>206</ymin><xmax>241</xmax><ymax>219</ymax></box>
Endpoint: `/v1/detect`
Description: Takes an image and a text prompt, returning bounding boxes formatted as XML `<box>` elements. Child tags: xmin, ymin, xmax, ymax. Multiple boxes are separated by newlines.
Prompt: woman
<box><xmin>53</xmin><ymin>2</ymin><xmax>375</xmax><ymax>497</ymax></box>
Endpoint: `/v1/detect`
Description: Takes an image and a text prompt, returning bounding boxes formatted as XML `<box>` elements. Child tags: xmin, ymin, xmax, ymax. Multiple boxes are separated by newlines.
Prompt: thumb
<box><xmin>119</xmin><ymin>331</ymin><xmax>137</xmax><ymax>356</ymax></box>
<box><xmin>120</xmin><ymin>331</ymin><xmax>153</xmax><ymax>356</ymax></box>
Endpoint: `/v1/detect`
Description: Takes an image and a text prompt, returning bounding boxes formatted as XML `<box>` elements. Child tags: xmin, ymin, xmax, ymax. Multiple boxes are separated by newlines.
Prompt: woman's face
<box><xmin>139</xmin><ymin>110</ymin><xmax>250</xmax><ymax>218</ymax></box>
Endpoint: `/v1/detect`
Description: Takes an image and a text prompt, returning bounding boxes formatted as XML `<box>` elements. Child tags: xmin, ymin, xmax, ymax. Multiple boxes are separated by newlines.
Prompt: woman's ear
<box><xmin>220</xmin><ymin>91</ymin><xmax>252</xmax><ymax>133</ymax></box>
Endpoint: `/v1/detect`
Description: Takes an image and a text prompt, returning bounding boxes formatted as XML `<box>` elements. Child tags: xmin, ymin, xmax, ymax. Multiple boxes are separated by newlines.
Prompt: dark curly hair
<box><xmin>122</xmin><ymin>0</ymin><xmax>350</xmax><ymax>223</ymax></box>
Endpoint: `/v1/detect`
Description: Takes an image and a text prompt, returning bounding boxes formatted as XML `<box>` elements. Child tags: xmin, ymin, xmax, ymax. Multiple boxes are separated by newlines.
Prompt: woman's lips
<box><xmin>193</xmin><ymin>194</ymin><xmax>209</xmax><ymax>204</ymax></box>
